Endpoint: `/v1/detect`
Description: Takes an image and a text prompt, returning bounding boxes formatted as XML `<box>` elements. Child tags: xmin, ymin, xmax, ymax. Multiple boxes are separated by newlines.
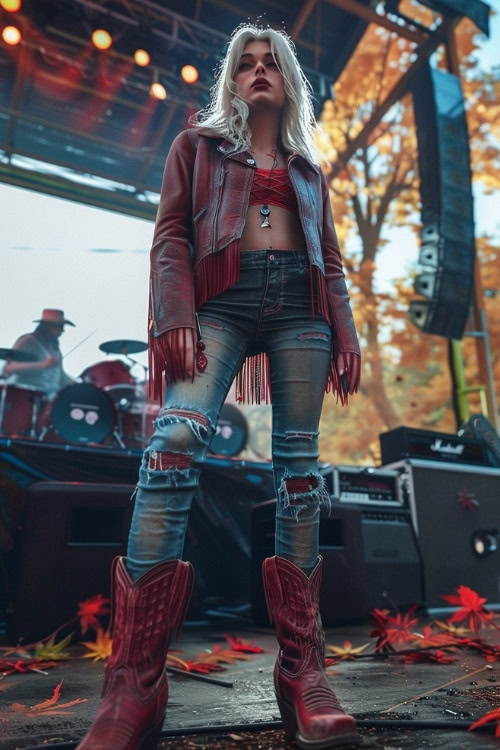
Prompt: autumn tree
<box><xmin>316</xmin><ymin>1</ymin><xmax>499</xmax><ymax>464</ymax></box>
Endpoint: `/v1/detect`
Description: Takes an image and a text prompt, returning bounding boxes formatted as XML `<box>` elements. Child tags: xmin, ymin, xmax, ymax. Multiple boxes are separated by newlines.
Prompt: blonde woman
<box><xmin>77</xmin><ymin>22</ymin><xmax>361</xmax><ymax>750</ymax></box>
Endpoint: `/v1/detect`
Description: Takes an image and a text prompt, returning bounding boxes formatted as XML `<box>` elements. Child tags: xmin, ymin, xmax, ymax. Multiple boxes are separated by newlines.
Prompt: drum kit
<box><xmin>0</xmin><ymin>340</ymin><xmax>159</xmax><ymax>450</ymax></box>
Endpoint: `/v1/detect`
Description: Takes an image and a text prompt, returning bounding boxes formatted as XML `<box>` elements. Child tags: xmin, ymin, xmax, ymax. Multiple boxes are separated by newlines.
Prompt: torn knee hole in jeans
<box><xmin>298</xmin><ymin>332</ymin><xmax>329</xmax><ymax>341</ymax></box>
<box><xmin>154</xmin><ymin>408</ymin><xmax>213</xmax><ymax>441</ymax></box>
<box><xmin>147</xmin><ymin>450</ymin><xmax>193</xmax><ymax>471</ymax></box>
<box><xmin>278</xmin><ymin>469</ymin><xmax>331</xmax><ymax>519</ymax></box>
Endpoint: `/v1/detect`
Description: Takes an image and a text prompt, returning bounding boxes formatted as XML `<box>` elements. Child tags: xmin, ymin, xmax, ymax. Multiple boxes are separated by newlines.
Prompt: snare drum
<box><xmin>0</xmin><ymin>383</ymin><xmax>45</xmax><ymax>438</ymax></box>
<box><xmin>40</xmin><ymin>383</ymin><xmax>116</xmax><ymax>444</ymax></box>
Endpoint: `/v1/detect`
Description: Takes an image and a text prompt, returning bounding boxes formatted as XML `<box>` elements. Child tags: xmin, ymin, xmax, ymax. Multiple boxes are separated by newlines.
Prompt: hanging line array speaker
<box><xmin>409</xmin><ymin>62</ymin><xmax>475</xmax><ymax>340</ymax></box>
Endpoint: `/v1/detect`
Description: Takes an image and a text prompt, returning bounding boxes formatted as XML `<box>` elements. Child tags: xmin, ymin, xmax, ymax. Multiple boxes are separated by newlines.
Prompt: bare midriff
<box><xmin>239</xmin><ymin>204</ymin><xmax>307</xmax><ymax>252</ymax></box>
<box><xmin>238</xmin><ymin>153</ymin><xmax>307</xmax><ymax>252</ymax></box>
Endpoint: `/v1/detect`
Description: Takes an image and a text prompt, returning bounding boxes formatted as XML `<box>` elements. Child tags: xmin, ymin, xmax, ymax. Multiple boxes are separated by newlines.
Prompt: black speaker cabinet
<box><xmin>7</xmin><ymin>482</ymin><xmax>135</xmax><ymax>643</ymax></box>
<box><xmin>359</xmin><ymin>506</ymin><xmax>424</xmax><ymax>611</ymax></box>
<box><xmin>384</xmin><ymin>459</ymin><xmax>500</xmax><ymax>613</ymax></box>
<box><xmin>409</xmin><ymin>62</ymin><xmax>475</xmax><ymax>339</ymax></box>
<box><xmin>251</xmin><ymin>499</ymin><xmax>367</xmax><ymax>626</ymax></box>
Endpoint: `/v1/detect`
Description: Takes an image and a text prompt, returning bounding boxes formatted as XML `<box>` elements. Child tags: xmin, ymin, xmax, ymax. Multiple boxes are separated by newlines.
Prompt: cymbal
<box><xmin>0</xmin><ymin>347</ymin><xmax>37</xmax><ymax>362</ymax></box>
<box><xmin>99</xmin><ymin>339</ymin><xmax>148</xmax><ymax>355</ymax></box>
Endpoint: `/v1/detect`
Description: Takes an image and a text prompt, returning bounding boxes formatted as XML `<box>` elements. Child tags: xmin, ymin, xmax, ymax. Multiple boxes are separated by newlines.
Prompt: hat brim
<box><xmin>33</xmin><ymin>319</ymin><xmax>75</xmax><ymax>327</ymax></box>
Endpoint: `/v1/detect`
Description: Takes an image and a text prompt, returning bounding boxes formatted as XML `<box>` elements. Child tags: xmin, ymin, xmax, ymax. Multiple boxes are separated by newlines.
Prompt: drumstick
<box><xmin>62</xmin><ymin>329</ymin><xmax>99</xmax><ymax>360</ymax></box>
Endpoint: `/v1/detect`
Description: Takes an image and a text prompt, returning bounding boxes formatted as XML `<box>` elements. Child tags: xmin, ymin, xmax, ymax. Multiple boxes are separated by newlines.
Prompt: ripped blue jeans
<box><xmin>126</xmin><ymin>249</ymin><xmax>332</xmax><ymax>581</ymax></box>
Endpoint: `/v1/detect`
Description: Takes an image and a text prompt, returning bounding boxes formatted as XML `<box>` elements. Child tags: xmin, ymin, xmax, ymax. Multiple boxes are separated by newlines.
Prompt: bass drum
<box><xmin>48</xmin><ymin>383</ymin><xmax>116</xmax><ymax>444</ymax></box>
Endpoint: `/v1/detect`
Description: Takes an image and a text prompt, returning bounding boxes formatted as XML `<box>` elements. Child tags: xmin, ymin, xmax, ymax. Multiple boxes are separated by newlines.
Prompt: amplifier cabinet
<box><xmin>358</xmin><ymin>507</ymin><xmax>424</xmax><ymax>611</ymax></box>
<box><xmin>331</xmin><ymin>465</ymin><xmax>424</xmax><ymax>611</ymax></box>
<box><xmin>380</xmin><ymin>426</ymin><xmax>488</xmax><ymax>466</ymax></box>
<box><xmin>384</xmin><ymin>459</ymin><xmax>500</xmax><ymax>612</ymax></box>
<box><xmin>7</xmin><ymin>481</ymin><xmax>135</xmax><ymax>643</ymax></box>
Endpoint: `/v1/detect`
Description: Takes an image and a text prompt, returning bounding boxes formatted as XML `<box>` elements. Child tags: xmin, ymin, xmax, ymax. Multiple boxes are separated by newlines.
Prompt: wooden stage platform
<box><xmin>1</xmin><ymin>622</ymin><xmax>499</xmax><ymax>750</ymax></box>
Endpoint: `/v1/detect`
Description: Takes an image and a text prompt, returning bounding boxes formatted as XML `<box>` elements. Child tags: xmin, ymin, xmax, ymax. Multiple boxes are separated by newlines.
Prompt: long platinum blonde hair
<box><xmin>189</xmin><ymin>23</ymin><xmax>327</xmax><ymax>167</ymax></box>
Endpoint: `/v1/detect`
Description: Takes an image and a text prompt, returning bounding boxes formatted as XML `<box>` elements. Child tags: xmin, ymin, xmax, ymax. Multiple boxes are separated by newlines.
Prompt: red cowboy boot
<box><xmin>76</xmin><ymin>556</ymin><xmax>194</xmax><ymax>750</ymax></box>
<box><xmin>262</xmin><ymin>555</ymin><xmax>360</xmax><ymax>749</ymax></box>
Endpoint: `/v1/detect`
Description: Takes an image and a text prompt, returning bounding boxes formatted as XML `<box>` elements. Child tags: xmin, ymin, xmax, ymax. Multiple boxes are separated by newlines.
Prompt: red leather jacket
<box><xmin>148</xmin><ymin>128</ymin><xmax>360</xmax><ymax>404</ymax></box>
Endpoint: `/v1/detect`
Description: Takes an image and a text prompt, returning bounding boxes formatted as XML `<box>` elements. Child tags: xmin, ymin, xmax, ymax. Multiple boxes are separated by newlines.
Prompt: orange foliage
<box><xmin>317</xmin><ymin>3</ymin><xmax>499</xmax><ymax>464</ymax></box>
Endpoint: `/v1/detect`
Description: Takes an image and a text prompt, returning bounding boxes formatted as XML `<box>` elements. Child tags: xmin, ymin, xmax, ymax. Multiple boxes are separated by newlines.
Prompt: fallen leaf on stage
<box><xmin>441</xmin><ymin>585</ymin><xmax>494</xmax><ymax>632</ymax></box>
<box><xmin>33</xmin><ymin>632</ymin><xmax>73</xmax><ymax>661</ymax></box>
<box><xmin>469</xmin><ymin>707</ymin><xmax>500</xmax><ymax>738</ymax></box>
<box><xmin>326</xmin><ymin>640</ymin><xmax>370</xmax><ymax>660</ymax></box>
<box><xmin>81</xmin><ymin>628</ymin><xmax>113</xmax><ymax>662</ymax></box>
<box><xmin>10</xmin><ymin>678</ymin><xmax>89</xmax><ymax>716</ymax></box>
<box><xmin>224</xmin><ymin>635</ymin><xmax>265</xmax><ymax>653</ymax></box>
<box><xmin>77</xmin><ymin>594</ymin><xmax>110</xmax><ymax>635</ymax></box>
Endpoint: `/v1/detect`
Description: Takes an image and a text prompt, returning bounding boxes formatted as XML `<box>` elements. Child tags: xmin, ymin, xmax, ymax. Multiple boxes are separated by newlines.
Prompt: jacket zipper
<box><xmin>211</xmin><ymin>157</ymin><xmax>227</xmax><ymax>252</ymax></box>
<box><xmin>288</xmin><ymin>166</ymin><xmax>313</xmax><ymax>258</ymax></box>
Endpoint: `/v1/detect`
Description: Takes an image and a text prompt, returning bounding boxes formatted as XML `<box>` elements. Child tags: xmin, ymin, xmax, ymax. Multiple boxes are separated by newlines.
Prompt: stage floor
<box><xmin>1</xmin><ymin>623</ymin><xmax>499</xmax><ymax>750</ymax></box>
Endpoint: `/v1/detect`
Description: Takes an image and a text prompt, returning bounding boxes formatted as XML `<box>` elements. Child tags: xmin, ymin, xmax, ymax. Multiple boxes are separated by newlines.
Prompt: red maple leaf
<box><xmin>166</xmin><ymin>653</ymin><xmax>225</xmax><ymax>674</ymax></box>
<box><xmin>402</xmin><ymin>649</ymin><xmax>456</xmax><ymax>664</ymax></box>
<box><xmin>180</xmin><ymin>659</ymin><xmax>225</xmax><ymax>674</ymax></box>
<box><xmin>11</xmin><ymin>678</ymin><xmax>89</xmax><ymax>716</ymax></box>
<box><xmin>369</xmin><ymin>608</ymin><xmax>394</xmax><ymax>652</ymax></box>
<box><xmin>441</xmin><ymin>585</ymin><xmax>493</xmax><ymax>632</ymax></box>
<box><xmin>324</xmin><ymin>657</ymin><xmax>338</xmax><ymax>667</ymax></box>
<box><xmin>468</xmin><ymin>641</ymin><xmax>500</xmax><ymax>662</ymax></box>
<box><xmin>382</xmin><ymin>606</ymin><xmax>419</xmax><ymax>648</ymax></box>
<box><xmin>77</xmin><ymin>595</ymin><xmax>110</xmax><ymax>635</ymax></box>
<box><xmin>224</xmin><ymin>635</ymin><xmax>264</xmax><ymax>653</ymax></box>
<box><xmin>469</xmin><ymin>707</ymin><xmax>500</xmax><ymax>738</ymax></box>
<box><xmin>412</xmin><ymin>625</ymin><xmax>462</xmax><ymax>649</ymax></box>
<box><xmin>0</xmin><ymin>659</ymin><xmax>59</xmax><ymax>676</ymax></box>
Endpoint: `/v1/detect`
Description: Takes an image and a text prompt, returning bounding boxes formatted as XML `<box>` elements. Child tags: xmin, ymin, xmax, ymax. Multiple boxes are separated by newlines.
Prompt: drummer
<box><xmin>2</xmin><ymin>309</ymin><xmax>77</xmax><ymax>399</ymax></box>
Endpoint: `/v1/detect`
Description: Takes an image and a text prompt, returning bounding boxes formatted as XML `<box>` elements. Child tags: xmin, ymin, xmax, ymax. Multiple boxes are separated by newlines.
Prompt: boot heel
<box><xmin>275</xmin><ymin>693</ymin><xmax>298</xmax><ymax>739</ymax></box>
<box><xmin>139</xmin><ymin>720</ymin><xmax>163</xmax><ymax>750</ymax></box>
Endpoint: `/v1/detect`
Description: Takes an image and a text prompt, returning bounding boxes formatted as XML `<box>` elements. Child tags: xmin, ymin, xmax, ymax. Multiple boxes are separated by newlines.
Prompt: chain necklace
<box><xmin>250</xmin><ymin>146</ymin><xmax>279</xmax><ymax>229</ymax></box>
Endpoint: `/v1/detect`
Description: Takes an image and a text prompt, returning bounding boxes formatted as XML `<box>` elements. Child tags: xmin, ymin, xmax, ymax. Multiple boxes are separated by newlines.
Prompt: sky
<box><xmin>1</xmin><ymin>7</ymin><xmax>498</xmax><ymax>385</ymax></box>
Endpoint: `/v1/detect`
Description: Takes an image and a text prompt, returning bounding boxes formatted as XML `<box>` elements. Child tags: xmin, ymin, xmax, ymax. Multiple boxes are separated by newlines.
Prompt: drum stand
<box><xmin>124</xmin><ymin>354</ymin><xmax>149</xmax><ymax>447</ymax></box>
<box><xmin>113</xmin><ymin>410</ymin><xmax>127</xmax><ymax>449</ymax></box>
<box><xmin>30</xmin><ymin>394</ymin><xmax>42</xmax><ymax>438</ymax></box>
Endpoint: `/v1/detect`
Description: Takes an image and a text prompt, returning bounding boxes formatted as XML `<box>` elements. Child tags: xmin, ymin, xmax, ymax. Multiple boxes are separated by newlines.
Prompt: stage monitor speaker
<box><xmin>7</xmin><ymin>482</ymin><xmax>135</xmax><ymax>643</ymax></box>
<box><xmin>384</xmin><ymin>459</ymin><xmax>500</xmax><ymax>612</ymax></box>
<box><xmin>251</xmin><ymin>499</ymin><xmax>367</xmax><ymax>626</ymax></box>
<box><xmin>409</xmin><ymin>62</ymin><xmax>475</xmax><ymax>340</ymax></box>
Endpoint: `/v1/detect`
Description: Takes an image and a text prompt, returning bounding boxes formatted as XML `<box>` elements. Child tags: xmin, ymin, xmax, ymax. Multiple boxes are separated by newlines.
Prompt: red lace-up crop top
<box><xmin>248</xmin><ymin>168</ymin><xmax>299</xmax><ymax>214</ymax></box>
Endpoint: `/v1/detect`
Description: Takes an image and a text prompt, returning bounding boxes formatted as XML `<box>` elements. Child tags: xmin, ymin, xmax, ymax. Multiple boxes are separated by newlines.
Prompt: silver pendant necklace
<box><xmin>251</xmin><ymin>146</ymin><xmax>278</xmax><ymax>229</ymax></box>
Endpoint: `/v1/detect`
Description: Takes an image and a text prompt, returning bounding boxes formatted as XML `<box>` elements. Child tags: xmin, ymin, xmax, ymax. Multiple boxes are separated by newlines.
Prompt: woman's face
<box><xmin>234</xmin><ymin>39</ymin><xmax>286</xmax><ymax>112</ymax></box>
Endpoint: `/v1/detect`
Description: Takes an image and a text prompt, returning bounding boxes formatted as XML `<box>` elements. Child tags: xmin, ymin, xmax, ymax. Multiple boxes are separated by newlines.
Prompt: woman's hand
<box><xmin>165</xmin><ymin>327</ymin><xmax>196</xmax><ymax>380</ymax></box>
<box><xmin>336</xmin><ymin>351</ymin><xmax>360</xmax><ymax>397</ymax></box>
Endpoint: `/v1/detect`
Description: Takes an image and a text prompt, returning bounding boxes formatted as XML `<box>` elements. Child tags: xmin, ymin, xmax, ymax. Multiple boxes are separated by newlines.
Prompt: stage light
<box><xmin>92</xmin><ymin>29</ymin><xmax>112</xmax><ymax>51</ymax></box>
<box><xmin>2</xmin><ymin>24</ymin><xmax>21</xmax><ymax>45</ymax></box>
<box><xmin>471</xmin><ymin>531</ymin><xmax>498</xmax><ymax>558</ymax></box>
<box><xmin>181</xmin><ymin>64</ymin><xmax>199</xmax><ymax>84</ymax></box>
<box><xmin>150</xmin><ymin>82</ymin><xmax>167</xmax><ymax>100</ymax></box>
<box><xmin>1</xmin><ymin>0</ymin><xmax>22</xmax><ymax>11</ymax></box>
<box><xmin>134</xmin><ymin>48</ymin><xmax>150</xmax><ymax>67</ymax></box>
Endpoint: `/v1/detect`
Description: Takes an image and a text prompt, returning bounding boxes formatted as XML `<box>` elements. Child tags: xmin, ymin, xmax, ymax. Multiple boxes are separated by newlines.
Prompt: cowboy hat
<box><xmin>33</xmin><ymin>309</ymin><xmax>75</xmax><ymax>327</ymax></box>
